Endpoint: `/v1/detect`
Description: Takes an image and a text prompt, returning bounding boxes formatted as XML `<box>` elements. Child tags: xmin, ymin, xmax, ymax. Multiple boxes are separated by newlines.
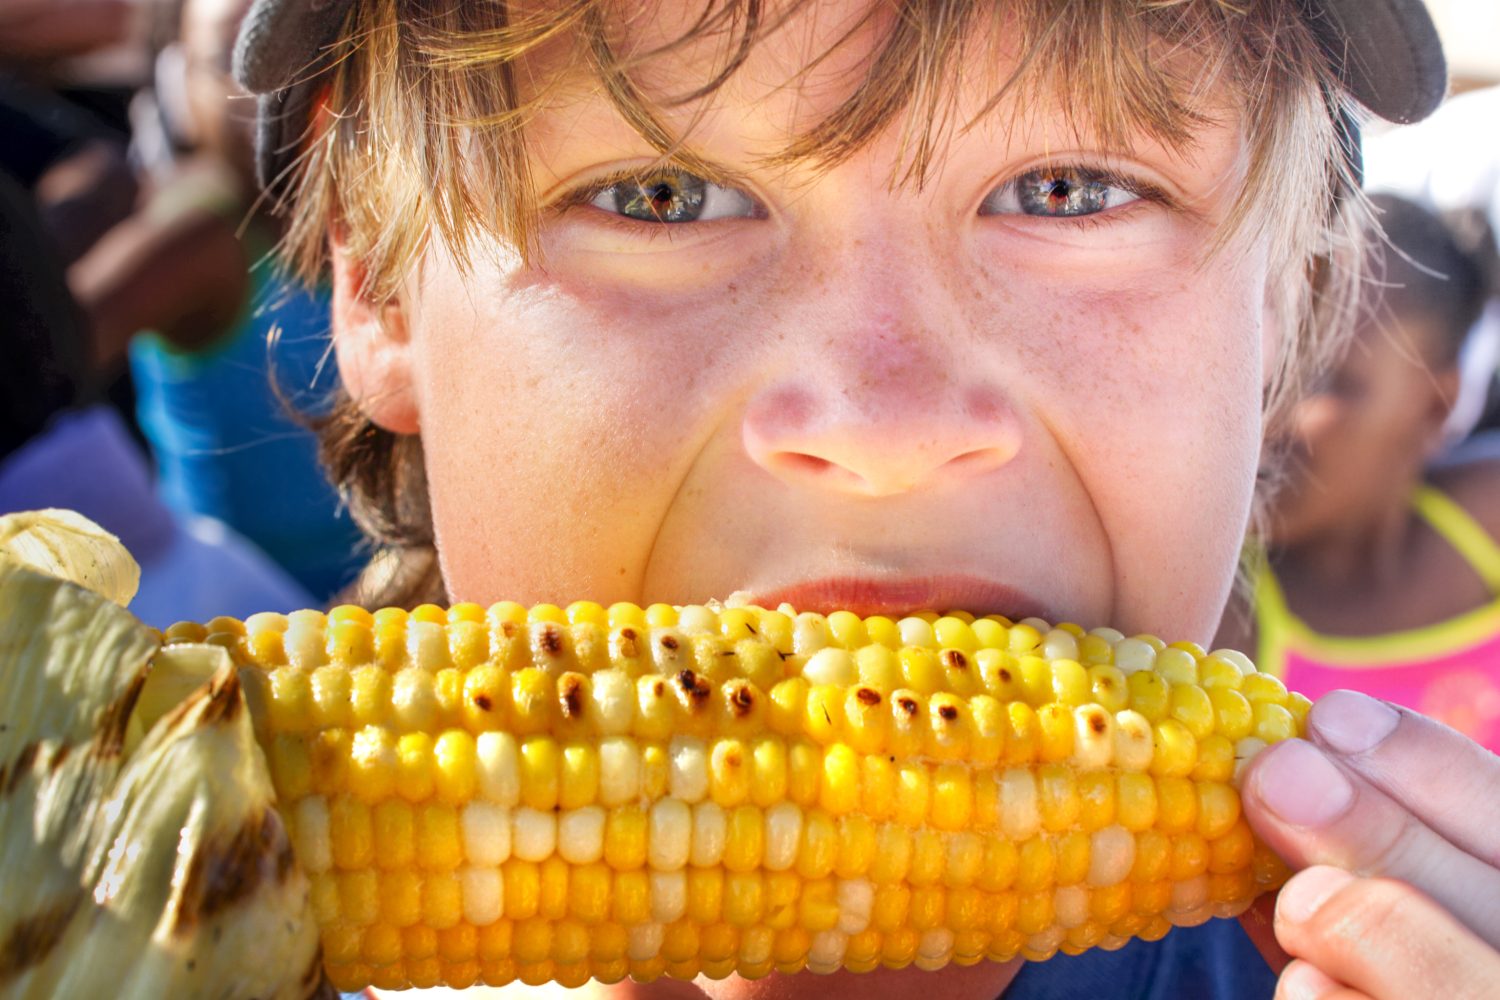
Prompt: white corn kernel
<box><xmin>558</xmin><ymin>805</ymin><xmax>606</xmax><ymax>865</ymax></box>
<box><xmin>835</xmin><ymin>878</ymin><xmax>873</xmax><ymax>935</ymax></box>
<box><xmin>803</xmin><ymin>648</ymin><xmax>856</xmax><ymax>687</ymax></box>
<box><xmin>1113</xmin><ymin>711</ymin><xmax>1155</xmax><ymax>772</ymax></box>
<box><xmin>998</xmin><ymin>767</ymin><xmax>1040</xmax><ymax>840</ymax></box>
<box><xmin>669</xmin><ymin>736</ymin><xmax>709</xmax><ymax>803</ymax></box>
<box><xmin>512</xmin><ymin>806</ymin><xmax>557</xmax><ymax>862</ymax></box>
<box><xmin>690</xmin><ymin>801</ymin><xmax>727</xmax><ymax>867</ymax></box>
<box><xmin>808</xmin><ymin>930</ymin><xmax>849</xmax><ymax>974</ymax></box>
<box><xmin>461</xmin><ymin>801</ymin><xmax>512</xmax><ymax>867</ymax></box>
<box><xmin>649</xmin><ymin>870</ymin><xmax>687</xmax><ymax>923</ymax></box>
<box><xmin>461</xmin><ymin>866</ymin><xmax>503</xmax><ymax>926</ymax></box>
<box><xmin>763</xmin><ymin>802</ymin><xmax>803</xmax><ymax>871</ymax></box>
<box><xmin>589</xmin><ymin>670</ymin><xmax>636</xmax><ymax>735</ymax></box>
<box><xmin>1040</xmin><ymin>629</ymin><xmax>1079</xmax><ymax>661</ymax></box>
<box><xmin>1086</xmin><ymin>826</ymin><xmax>1135</xmax><ymax>888</ymax></box>
<box><xmin>678</xmin><ymin>605</ymin><xmax>719</xmax><ymax>634</ymax></box>
<box><xmin>599</xmin><ymin>736</ymin><xmax>642</xmax><ymax>805</ymax></box>
<box><xmin>897</xmin><ymin>617</ymin><xmax>936</xmax><ymax>649</ymax></box>
<box><xmin>648</xmin><ymin>799</ymin><xmax>691</xmax><ymax>871</ymax></box>
<box><xmin>1112</xmin><ymin>638</ymin><xmax>1157</xmax><ymax>675</ymax></box>
<box><xmin>1073</xmin><ymin>705</ymin><xmax>1115</xmax><ymax>770</ymax></box>
<box><xmin>794</xmin><ymin>613</ymin><xmax>832</xmax><ymax>656</ymax></box>
<box><xmin>475</xmin><ymin>731</ymin><xmax>521</xmax><ymax>805</ymax></box>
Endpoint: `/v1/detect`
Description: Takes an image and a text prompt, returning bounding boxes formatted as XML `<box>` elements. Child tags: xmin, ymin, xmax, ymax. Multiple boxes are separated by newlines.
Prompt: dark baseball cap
<box><xmin>234</xmin><ymin>0</ymin><xmax>1448</xmax><ymax>193</ymax></box>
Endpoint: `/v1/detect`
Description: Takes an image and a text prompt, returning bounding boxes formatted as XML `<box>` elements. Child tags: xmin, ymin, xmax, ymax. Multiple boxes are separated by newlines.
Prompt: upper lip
<box><xmin>746</xmin><ymin>574</ymin><xmax>1052</xmax><ymax>621</ymax></box>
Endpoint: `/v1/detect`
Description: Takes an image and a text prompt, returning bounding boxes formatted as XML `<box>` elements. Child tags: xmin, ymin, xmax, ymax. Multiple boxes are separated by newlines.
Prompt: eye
<box><xmin>980</xmin><ymin>165</ymin><xmax>1144</xmax><ymax>219</ymax></box>
<box><xmin>586</xmin><ymin>168</ymin><xmax>760</xmax><ymax>224</ymax></box>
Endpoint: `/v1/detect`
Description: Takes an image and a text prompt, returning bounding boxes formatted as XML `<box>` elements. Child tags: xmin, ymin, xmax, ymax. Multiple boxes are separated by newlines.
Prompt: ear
<box><xmin>1420</xmin><ymin>363</ymin><xmax>1464</xmax><ymax>455</ymax></box>
<box><xmin>329</xmin><ymin>236</ymin><xmax>420</xmax><ymax>435</ymax></box>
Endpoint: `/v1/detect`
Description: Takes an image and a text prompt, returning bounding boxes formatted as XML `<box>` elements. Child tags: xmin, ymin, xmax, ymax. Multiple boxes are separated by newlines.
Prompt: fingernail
<box><xmin>1252</xmin><ymin>739</ymin><xmax>1354</xmax><ymax>828</ymax></box>
<box><xmin>1312</xmin><ymin>690</ymin><xmax>1398</xmax><ymax>755</ymax></box>
<box><xmin>1277</xmin><ymin>866</ymin><xmax>1353</xmax><ymax>925</ymax></box>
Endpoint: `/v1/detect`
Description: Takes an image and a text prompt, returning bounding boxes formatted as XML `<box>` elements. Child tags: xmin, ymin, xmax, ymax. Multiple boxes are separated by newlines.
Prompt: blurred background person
<box><xmin>77</xmin><ymin>0</ymin><xmax>366</xmax><ymax>602</ymax></box>
<box><xmin>1218</xmin><ymin>194</ymin><xmax>1500</xmax><ymax>752</ymax></box>
<box><xmin>0</xmin><ymin>0</ymin><xmax>321</xmax><ymax>624</ymax></box>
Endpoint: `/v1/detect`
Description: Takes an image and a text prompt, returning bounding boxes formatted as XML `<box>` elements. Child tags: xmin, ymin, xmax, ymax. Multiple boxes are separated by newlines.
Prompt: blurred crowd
<box><xmin>0</xmin><ymin>0</ymin><xmax>363</xmax><ymax>624</ymax></box>
<box><xmin>1</xmin><ymin>0</ymin><xmax>1498</xmax><ymax>751</ymax></box>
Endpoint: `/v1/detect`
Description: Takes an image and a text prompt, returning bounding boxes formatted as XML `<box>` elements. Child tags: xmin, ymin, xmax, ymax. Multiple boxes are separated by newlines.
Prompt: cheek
<box><xmin>1033</xmin><ymin>269</ymin><xmax>1267</xmax><ymax>636</ymax></box>
<box><xmin>407</xmin><ymin>263</ymin><xmax>725</xmax><ymax>604</ymax></box>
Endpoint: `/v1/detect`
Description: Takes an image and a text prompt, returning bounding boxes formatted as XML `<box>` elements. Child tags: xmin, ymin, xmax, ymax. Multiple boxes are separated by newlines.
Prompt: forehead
<box><xmin>512</xmin><ymin>0</ymin><xmax>1246</xmax><ymax>178</ymax></box>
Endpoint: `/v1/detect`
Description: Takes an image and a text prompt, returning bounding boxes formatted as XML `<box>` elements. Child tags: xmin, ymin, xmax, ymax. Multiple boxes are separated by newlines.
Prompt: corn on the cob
<box><xmin>160</xmin><ymin>600</ymin><xmax>1309</xmax><ymax>992</ymax></box>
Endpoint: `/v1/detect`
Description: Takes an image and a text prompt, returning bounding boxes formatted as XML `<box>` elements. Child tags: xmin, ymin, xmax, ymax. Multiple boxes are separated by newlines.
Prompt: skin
<box><xmin>329</xmin><ymin>2</ymin><xmax>1500</xmax><ymax>997</ymax></box>
<box><xmin>1253</xmin><ymin>314</ymin><xmax>1483</xmax><ymax>637</ymax></box>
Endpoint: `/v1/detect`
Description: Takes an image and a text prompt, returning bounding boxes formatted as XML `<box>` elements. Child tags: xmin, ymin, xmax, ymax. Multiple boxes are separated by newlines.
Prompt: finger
<box><xmin>1305</xmin><ymin>690</ymin><xmax>1500</xmax><ymax>868</ymax></box>
<box><xmin>1240</xmin><ymin>893</ymin><xmax>1293</xmax><ymax>974</ymax></box>
<box><xmin>1241</xmin><ymin>737</ymin><xmax>1500</xmax><ymax>948</ymax></box>
<box><xmin>1275</xmin><ymin>960</ymin><xmax>1366</xmax><ymax>1000</ymax></box>
<box><xmin>1273</xmin><ymin>866</ymin><xmax>1500</xmax><ymax>1000</ymax></box>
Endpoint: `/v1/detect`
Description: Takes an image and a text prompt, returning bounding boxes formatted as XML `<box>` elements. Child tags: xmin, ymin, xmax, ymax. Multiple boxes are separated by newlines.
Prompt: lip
<box><xmin>747</xmin><ymin>574</ymin><xmax>1052</xmax><ymax>621</ymax></box>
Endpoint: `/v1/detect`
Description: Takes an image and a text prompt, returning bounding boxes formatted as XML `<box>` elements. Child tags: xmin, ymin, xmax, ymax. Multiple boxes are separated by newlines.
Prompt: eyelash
<box><xmin>556</xmin><ymin>162</ymin><xmax>1173</xmax><ymax>231</ymax></box>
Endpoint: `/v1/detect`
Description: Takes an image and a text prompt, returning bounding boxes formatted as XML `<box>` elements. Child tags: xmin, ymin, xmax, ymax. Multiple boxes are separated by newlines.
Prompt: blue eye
<box><xmin>980</xmin><ymin>166</ymin><xmax>1142</xmax><ymax>218</ymax></box>
<box><xmin>587</xmin><ymin>169</ymin><xmax>760</xmax><ymax>223</ymax></box>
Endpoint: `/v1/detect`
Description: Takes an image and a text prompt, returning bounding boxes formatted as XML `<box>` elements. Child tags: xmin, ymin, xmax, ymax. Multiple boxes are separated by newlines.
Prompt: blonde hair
<box><xmin>275</xmin><ymin>0</ymin><xmax>1370</xmax><ymax>606</ymax></box>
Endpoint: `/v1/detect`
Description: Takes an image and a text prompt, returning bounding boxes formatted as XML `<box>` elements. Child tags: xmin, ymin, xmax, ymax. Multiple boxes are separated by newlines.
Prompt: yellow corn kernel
<box><xmin>208</xmin><ymin>599</ymin><xmax>1306</xmax><ymax>990</ymax></box>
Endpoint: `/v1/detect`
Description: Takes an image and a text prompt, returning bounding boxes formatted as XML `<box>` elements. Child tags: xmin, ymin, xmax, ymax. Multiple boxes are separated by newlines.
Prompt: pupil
<box><xmin>648</xmin><ymin>183</ymin><xmax>674</xmax><ymax>208</ymax></box>
<box><xmin>1048</xmin><ymin>179</ymin><xmax>1072</xmax><ymax>202</ymax></box>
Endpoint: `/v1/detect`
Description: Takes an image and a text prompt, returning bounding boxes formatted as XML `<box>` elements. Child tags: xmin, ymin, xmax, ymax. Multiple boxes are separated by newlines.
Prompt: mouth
<box><xmin>745</xmin><ymin>574</ymin><xmax>1053</xmax><ymax>622</ymax></box>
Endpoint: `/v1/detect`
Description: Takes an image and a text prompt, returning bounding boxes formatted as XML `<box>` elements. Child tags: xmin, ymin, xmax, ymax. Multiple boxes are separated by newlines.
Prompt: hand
<box><xmin>1239</xmin><ymin>690</ymin><xmax>1500</xmax><ymax>999</ymax></box>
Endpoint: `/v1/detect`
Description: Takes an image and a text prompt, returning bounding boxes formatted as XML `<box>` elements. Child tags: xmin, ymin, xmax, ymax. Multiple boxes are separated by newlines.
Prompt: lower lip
<box><xmin>750</xmin><ymin>576</ymin><xmax>1049</xmax><ymax>621</ymax></box>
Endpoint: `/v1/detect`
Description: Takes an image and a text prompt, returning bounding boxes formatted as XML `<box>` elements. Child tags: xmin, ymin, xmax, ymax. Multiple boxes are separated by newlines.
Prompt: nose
<box><xmin>742</xmin><ymin>325</ymin><xmax>1022</xmax><ymax>497</ymax></box>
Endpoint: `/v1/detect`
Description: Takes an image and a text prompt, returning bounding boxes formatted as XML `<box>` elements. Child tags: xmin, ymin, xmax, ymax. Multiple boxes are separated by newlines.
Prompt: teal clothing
<box><xmin>129</xmin><ymin>262</ymin><xmax>363</xmax><ymax>601</ymax></box>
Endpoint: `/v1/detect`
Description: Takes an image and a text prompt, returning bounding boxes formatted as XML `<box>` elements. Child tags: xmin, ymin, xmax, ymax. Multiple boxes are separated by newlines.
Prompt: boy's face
<box><xmin>336</xmin><ymin>0</ymin><xmax>1274</xmax><ymax>645</ymax></box>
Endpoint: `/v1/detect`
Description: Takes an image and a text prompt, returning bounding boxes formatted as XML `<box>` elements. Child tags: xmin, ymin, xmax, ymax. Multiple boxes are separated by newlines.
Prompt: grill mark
<box><xmin>937</xmin><ymin>703</ymin><xmax>959</xmax><ymax>721</ymax></box>
<box><xmin>617</xmin><ymin>628</ymin><xmax>640</xmax><ymax>658</ymax></box>
<box><xmin>896</xmin><ymin>696</ymin><xmax>919</xmax><ymax>717</ymax></box>
<box><xmin>472</xmin><ymin>693</ymin><xmax>494</xmax><ymax>712</ymax></box>
<box><xmin>855</xmin><ymin>687</ymin><xmax>882</xmax><ymax>707</ymax></box>
<box><xmin>538</xmin><ymin>625</ymin><xmax>564</xmax><ymax>656</ymax></box>
<box><xmin>941</xmin><ymin>650</ymin><xmax>969</xmax><ymax>670</ymax></box>
<box><xmin>659</xmin><ymin>635</ymin><xmax>680</xmax><ymax>652</ymax></box>
<box><xmin>675</xmin><ymin>669</ymin><xmax>710</xmax><ymax>708</ymax></box>
<box><xmin>728</xmin><ymin>683</ymin><xmax>756</xmax><ymax>717</ymax></box>
<box><xmin>558</xmin><ymin>674</ymin><xmax>585</xmax><ymax>719</ymax></box>
<box><xmin>91</xmin><ymin>668</ymin><xmax>150</xmax><ymax>760</ymax></box>
<box><xmin>1087</xmin><ymin>710</ymin><xmax>1108</xmax><ymax>734</ymax></box>
<box><xmin>0</xmin><ymin>895</ymin><xmax>81</xmax><ymax>984</ymax></box>
<box><xmin>172</xmin><ymin>808</ymin><xmax>296</xmax><ymax>937</ymax></box>
<box><xmin>1</xmin><ymin>742</ymin><xmax>40</xmax><ymax>797</ymax></box>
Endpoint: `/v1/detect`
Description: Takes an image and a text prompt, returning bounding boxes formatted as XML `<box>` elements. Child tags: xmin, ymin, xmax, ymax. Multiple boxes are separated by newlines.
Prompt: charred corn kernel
<box><xmin>194</xmin><ymin>601</ymin><xmax>1304</xmax><ymax>989</ymax></box>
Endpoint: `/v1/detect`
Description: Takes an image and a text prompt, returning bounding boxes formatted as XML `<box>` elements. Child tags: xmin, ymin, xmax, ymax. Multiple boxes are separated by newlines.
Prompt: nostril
<box><xmin>771</xmin><ymin>452</ymin><xmax>872</xmax><ymax>492</ymax></box>
<box><xmin>945</xmin><ymin>446</ymin><xmax>1016</xmax><ymax>474</ymax></box>
<box><xmin>781</xmin><ymin>453</ymin><xmax>834</xmax><ymax>476</ymax></box>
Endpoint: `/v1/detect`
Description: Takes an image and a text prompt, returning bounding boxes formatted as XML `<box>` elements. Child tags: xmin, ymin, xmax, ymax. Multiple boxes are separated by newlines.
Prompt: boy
<box><xmin>235</xmin><ymin>0</ymin><xmax>1500</xmax><ymax>996</ymax></box>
